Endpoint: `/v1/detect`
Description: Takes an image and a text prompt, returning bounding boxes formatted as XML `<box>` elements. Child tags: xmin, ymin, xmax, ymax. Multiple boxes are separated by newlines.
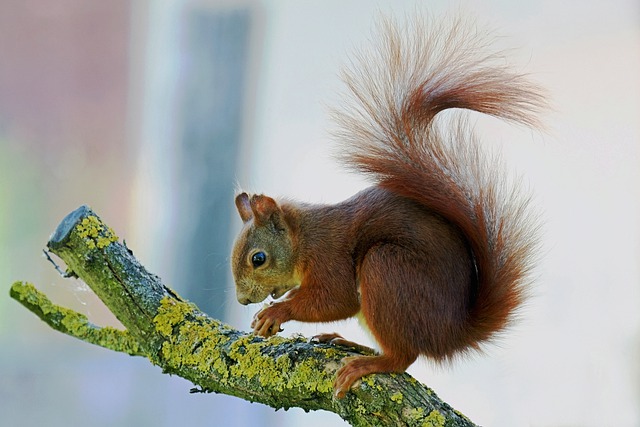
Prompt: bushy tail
<box><xmin>333</xmin><ymin>16</ymin><xmax>544</xmax><ymax>347</ymax></box>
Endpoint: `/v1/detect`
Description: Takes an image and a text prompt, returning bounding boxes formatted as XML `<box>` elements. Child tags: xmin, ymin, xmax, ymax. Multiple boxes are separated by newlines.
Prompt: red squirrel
<box><xmin>231</xmin><ymin>16</ymin><xmax>544</xmax><ymax>398</ymax></box>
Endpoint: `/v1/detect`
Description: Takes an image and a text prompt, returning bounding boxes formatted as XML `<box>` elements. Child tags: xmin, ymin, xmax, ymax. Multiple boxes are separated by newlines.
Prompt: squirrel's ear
<box><xmin>235</xmin><ymin>193</ymin><xmax>253</xmax><ymax>223</ymax></box>
<box><xmin>250</xmin><ymin>194</ymin><xmax>281</xmax><ymax>227</ymax></box>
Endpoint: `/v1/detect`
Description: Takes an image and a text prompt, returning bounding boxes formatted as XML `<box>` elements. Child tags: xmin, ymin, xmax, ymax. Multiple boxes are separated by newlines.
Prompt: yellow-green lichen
<box><xmin>159</xmin><ymin>323</ymin><xmax>229</xmax><ymax>379</ymax></box>
<box><xmin>422</xmin><ymin>410</ymin><xmax>446</xmax><ymax>427</ymax></box>
<box><xmin>404</xmin><ymin>407</ymin><xmax>425</xmax><ymax>421</ymax></box>
<box><xmin>228</xmin><ymin>335</ymin><xmax>289</xmax><ymax>390</ymax></box>
<box><xmin>153</xmin><ymin>297</ymin><xmax>230</xmax><ymax>379</ymax></box>
<box><xmin>11</xmin><ymin>281</ymin><xmax>84</xmax><ymax>323</ymax></box>
<box><xmin>390</xmin><ymin>391</ymin><xmax>404</xmax><ymax>404</ymax></box>
<box><xmin>9</xmin><ymin>281</ymin><xmax>143</xmax><ymax>356</ymax></box>
<box><xmin>153</xmin><ymin>297</ymin><xmax>334</xmax><ymax>394</ymax></box>
<box><xmin>153</xmin><ymin>297</ymin><xmax>194</xmax><ymax>337</ymax></box>
<box><xmin>312</xmin><ymin>345</ymin><xmax>342</xmax><ymax>359</ymax></box>
<box><xmin>402</xmin><ymin>407</ymin><xmax>446</xmax><ymax>427</ymax></box>
<box><xmin>287</xmin><ymin>357</ymin><xmax>334</xmax><ymax>394</ymax></box>
<box><xmin>76</xmin><ymin>215</ymin><xmax>118</xmax><ymax>249</ymax></box>
<box><xmin>362</xmin><ymin>374</ymin><xmax>383</xmax><ymax>392</ymax></box>
<box><xmin>11</xmin><ymin>281</ymin><xmax>56</xmax><ymax>314</ymax></box>
<box><xmin>227</xmin><ymin>334</ymin><xmax>334</xmax><ymax>394</ymax></box>
<box><xmin>354</xmin><ymin>401</ymin><xmax>369</xmax><ymax>415</ymax></box>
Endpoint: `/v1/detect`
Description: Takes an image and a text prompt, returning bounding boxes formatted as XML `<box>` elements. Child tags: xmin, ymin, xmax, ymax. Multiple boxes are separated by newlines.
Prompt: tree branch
<box><xmin>10</xmin><ymin>205</ymin><xmax>477</xmax><ymax>427</ymax></box>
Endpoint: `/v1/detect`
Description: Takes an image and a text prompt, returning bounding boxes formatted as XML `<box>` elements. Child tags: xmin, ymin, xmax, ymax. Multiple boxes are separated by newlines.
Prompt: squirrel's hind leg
<box><xmin>332</xmin><ymin>243</ymin><xmax>426</xmax><ymax>397</ymax></box>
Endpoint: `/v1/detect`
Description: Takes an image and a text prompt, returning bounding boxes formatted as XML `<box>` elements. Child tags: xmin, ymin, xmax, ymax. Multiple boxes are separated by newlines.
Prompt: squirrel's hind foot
<box><xmin>333</xmin><ymin>353</ymin><xmax>416</xmax><ymax>398</ymax></box>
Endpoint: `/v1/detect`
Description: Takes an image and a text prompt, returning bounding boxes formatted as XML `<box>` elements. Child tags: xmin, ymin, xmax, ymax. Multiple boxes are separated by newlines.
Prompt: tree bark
<box><xmin>9</xmin><ymin>205</ymin><xmax>478</xmax><ymax>427</ymax></box>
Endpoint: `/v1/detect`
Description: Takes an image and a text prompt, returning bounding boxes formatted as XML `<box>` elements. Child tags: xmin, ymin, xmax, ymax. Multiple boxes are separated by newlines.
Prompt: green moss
<box><xmin>75</xmin><ymin>215</ymin><xmax>118</xmax><ymax>249</ymax></box>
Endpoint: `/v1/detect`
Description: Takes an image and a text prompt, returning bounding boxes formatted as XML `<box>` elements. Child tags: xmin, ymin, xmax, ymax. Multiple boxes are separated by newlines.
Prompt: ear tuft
<box><xmin>235</xmin><ymin>193</ymin><xmax>253</xmax><ymax>223</ymax></box>
<box><xmin>250</xmin><ymin>194</ymin><xmax>279</xmax><ymax>226</ymax></box>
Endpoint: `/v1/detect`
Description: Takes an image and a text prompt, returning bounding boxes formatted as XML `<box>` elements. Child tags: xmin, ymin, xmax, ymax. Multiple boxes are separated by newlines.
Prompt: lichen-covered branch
<box><xmin>10</xmin><ymin>205</ymin><xmax>477</xmax><ymax>427</ymax></box>
<box><xmin>10</xmin><ymin>282</ymin><xmax>144</xmax><ymax>356</ymax></box>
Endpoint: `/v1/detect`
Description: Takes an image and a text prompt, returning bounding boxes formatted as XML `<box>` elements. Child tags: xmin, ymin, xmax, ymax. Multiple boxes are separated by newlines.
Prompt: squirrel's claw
<box><xmin>333</xmin><ymin>356</ymin><xmax>365</xmax><ymax>399</ymax></box>
<box><xmin>251</xmin><ymin>304</ymin><xmax>285</xmax><ymax>337</ymax></box>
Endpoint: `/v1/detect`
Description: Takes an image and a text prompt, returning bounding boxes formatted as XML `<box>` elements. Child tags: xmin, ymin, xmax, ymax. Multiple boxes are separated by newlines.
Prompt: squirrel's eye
<box><xmin>251</xmin><ymin>251</ymin><xmax>267</xmax><ymax>268</ymax></box>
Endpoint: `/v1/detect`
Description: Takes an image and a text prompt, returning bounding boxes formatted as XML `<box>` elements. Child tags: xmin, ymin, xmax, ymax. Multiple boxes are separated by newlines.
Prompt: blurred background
<box><xmin>1</xmin><ymin>0</ymin><xmax>638</xmax><ymax>426</ymax></box>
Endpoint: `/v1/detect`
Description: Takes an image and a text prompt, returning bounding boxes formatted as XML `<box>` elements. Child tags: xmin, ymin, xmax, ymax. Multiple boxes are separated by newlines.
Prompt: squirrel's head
<box><xmin>231</xmin><ymin>192</ymin><xmax>299</xmax><ymax>305</ymax></box>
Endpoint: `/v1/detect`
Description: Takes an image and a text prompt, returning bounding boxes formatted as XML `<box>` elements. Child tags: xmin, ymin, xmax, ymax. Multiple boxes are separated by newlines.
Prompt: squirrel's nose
<box><xmin>238</xmin><ymin>297</ymin><xmax>251</xmax><ymax>305</ymax></box>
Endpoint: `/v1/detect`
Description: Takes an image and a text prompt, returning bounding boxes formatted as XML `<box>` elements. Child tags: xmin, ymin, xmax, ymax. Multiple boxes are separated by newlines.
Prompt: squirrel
<box><xmin>231</xmin><ymin>16</ymin><xmax>544</xmax><ymax>398</ymax></box>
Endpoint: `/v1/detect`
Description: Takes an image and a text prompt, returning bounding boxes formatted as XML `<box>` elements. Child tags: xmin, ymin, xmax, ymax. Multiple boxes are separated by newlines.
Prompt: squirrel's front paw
<box><xmin>251</xmin><ymin>304</ymin><xmax>288</xmax><ymax>337</ymax></box>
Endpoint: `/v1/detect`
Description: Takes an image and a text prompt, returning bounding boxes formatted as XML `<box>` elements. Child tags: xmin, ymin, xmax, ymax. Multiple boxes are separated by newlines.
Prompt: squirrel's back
<box><xmin>333</xmin><ymin>16</ymin><xmax>544</xmax><ymax>355</ymax></box>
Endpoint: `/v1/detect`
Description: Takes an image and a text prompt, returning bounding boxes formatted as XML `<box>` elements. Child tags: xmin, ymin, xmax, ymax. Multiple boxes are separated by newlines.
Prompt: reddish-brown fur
<box><xmin>232</xmin><ymin>16</ymin><xmax>544</xmax><ymax>398</ymax></box>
